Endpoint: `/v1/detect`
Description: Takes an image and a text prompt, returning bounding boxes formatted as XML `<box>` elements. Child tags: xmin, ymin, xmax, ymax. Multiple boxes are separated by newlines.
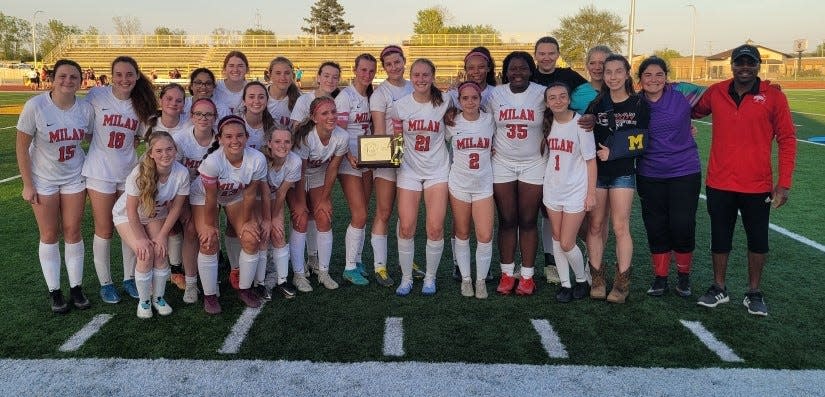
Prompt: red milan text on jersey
<box><xmin>182</xmin><ymin>158</ymin><xmax>202</xmax><ymax>171</ymax></box>
<box><xmin>48</xmin><ymin>128</ymin><xmax>85</xmax><ymax>143</ymax></box>
<box><xmin>354</xmin><ymin>112</ymin><xmax>370</xmax><ymax>123</ymax></box>
<box><xmin>547</xmin><ymin>137</ymin><xmax>574</xmax><ymax>153</ymax></box>
<box><xmin>407</xmin><ymin>119</ymin><xmax>440</xmax><ymax>132</ymax></box>
<box><xmin>102</xmin><ymin>114</ymin><xmax>139</xmax><ymax>131</ymax></box>
<box><xmin>218</xmin><ymin>182</ymin><xmax>244</xmax><ymax>197</ymax></box>
<box><xmin>456</xmin><ymin>136</ymin><xmax>491</xmax><ymax>150</ymax></box>
<box><xmin>498</xmin><ymin>108</ymin><xmax>535</xmax><ymax>122</ymax></box>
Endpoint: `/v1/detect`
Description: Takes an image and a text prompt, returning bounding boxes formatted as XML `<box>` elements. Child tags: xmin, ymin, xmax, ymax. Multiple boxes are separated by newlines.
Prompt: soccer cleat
<box><xmin>412</xmin><ymin>263</ymin><xmax>426</xmax><ymax>279</ymax></box>
<box><xmin>647</xmin><ymin>276</ymin><xmax>668</xmax><ymax>297</ymax></box>
<box><xmin>452</xmin><ymin>264</ymin><xmax>462</xmax><ymax>282</ymax></box>
<box><xmin>743</xmin><ymin>291</ymin><xmax>768</xmax><ymax>316</ymax></box>
<box><xmin>355</xmin><ymin>262</ymin><xmax>368</xmax><ymax>277</ymax></box>
<box><xmin>676</xmin><ymin>272</ymin><xmax>692</xmax><ymax>297</ymax></box>
<box><xmin>515</xmin><ymin>277</ymin><xmax>535</xmax><ymax>296</ymax></box>
<box><xmin>696</xmin><ymin>284</ymin><xmax>730</xmax><ymax>308</ymax></box>
<box><xmin>170</xmin><ymin>273</ymin><xmax>186</xmax><ymax>290</ymax></box>
<box><xmin>556</xmin><ymin>286</ymin><xmax>573</xmax><ymax>303</ymax></box>
<box><xmin>229</xmin><ymin>268</ymin><xmax>240</xmax><ymax>290</ymax></box>
<box><xmin>292</xmin><ymin>274</ymin><xmax>313</xmax><ymax>293</ymax></box>
<box><xmin>183</xmin><ymin>284</ymin><xmax>199</xmax><ymax>304</ymax></box>
<box><xmin>99</xmin><ymin>283</ymin><xmax>121</xmax><ymax>304</ymax></box>
<box><xmin>421</xmin><ymin>279</ymin><xmax>436</xmax><ymax>296</ymax></box>
<box><xmin>137</xmin><ymin>300</ymin><xmax>153</xmax><ymax>319</ymax></box>
<box><xmin>317</xmin><ymin>271</ymin><xmax>339</xmax><ymax>290</ymax></box>
<box><xmin>475</xmin><ymin>280</ymin><xmax>488</xmax><ymax>299</ymax></box>
<box><xmin>122</xmin><ymin>279</ymin><xmax>139</xmax><ymax>299</ymax></box>
<box><xmin>342</xmin><ymin>268</ymin><xmax>369</xmax><ymax>286</ymax></box>
<box><xmin>306</xmin><ymin>255</ymin><xmax>320</xmax><ymax>276</ymax></box>
<box><xmin>395</xmin><ymin>280</ymin><xmax>413</xmax><ymax>297</ymax></box>
<box><xmin>49</xmin><ymin>289</ymin><xmax>69</xmax><ymax>314</ymax></box>
<box><xmin>238</xmin><ymin>288</ymin><xmax>261</xmax><ymax>308</ymax></box>
<box><xmin>374</xmin><ymin>267</ymin><xmax>394</xmax><ymax>287</ymax></box>
<box><xmin>274</xmin><ymin>282</ymin><xmax>297</xmax><ymax>299</ymax></box>
<box><xmin>69</xmin><ymin>286</ymin><xmax>91</xmax><ymax>310</ymax></box>
<box><xmin>496</xmin><ymin>273</ymin><xmax>517</xmax><ymax>295</ymax></box>
<box><xmin>545</xmin><ymin>265</ymin><xmax>561</xmax><ymax>284</ymax></box>
<box><xmin>572</xmin><ymin>281</ymin><xmax>590</xmax><ymax>300</ymax></box>
<box><xmin>254</xmin><ymin>284</ymin><xmax>272</xmax><ymax>301</ymax></box>
<box><xmin>460</xmin><ymin>280</ymin><xmax>474</xmax><ymax>297</ymax></box>
<box><xmin>203</xmin><ymin>294</ymin><xmax>221</xmax><ymax>315</ymax></box>
<box><xmin>152</xmin><ymin>296</ymin><xmax>173</xmax><ymax>316</ymax></box>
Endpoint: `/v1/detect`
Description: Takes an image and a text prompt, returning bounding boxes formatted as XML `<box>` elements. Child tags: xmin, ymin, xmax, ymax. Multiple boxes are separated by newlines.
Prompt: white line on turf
<box><xmin>383</xmin><ymin>317</ymin><xmax>404</xmax><ymax>357</ymax></box>
<box><xmin>58</xmin><ymin>314</ymin><xmax>113</xmax><ymax>352</ymax></box>
<box><xmin>698</xmin><ymin>194</ymin><xmax>825</xmax><ymax>253</ymax></box>
<box><xmin>690</xmin><ymin>121</ymin><xmax>825</xmax><ymax>146</ymax></box>
<box><xmin>218</xmin><ymin>304</ymin><xmax>265</xmax><ymax>354</ymax></box>
<box><xmin>0</xmin><ymin>175</ymin><xmax>21</xmax><ymax>183</ymax></box>
<box><xmin>679</xmin><ymin>320</ymin><xmax>744</xmax><ymax>363</ymax></box>
<box><xmin>530</xmin><ymin>319</ymin><xmax>568</xmax><ymax>359</ymax></box>
<box><xmin>0</xmin><ymin>126</ymin><xmax>16</xmax><ymax>130</ymax></box>
<box><xmin>792</xmin><ymin>110</ymin><xmax>825</xmax><ymax>116</ymax></box>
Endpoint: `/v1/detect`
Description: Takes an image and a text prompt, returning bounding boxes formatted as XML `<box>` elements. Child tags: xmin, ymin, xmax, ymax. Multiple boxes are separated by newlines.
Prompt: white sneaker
<box><xmin>137</xmin><ymin>300</ymin><xmax>152</xmax><ymax>319</ymax></box>
<box><xmin>152</xmin><ymin>296</ymin><xmax>173</xmax><ymax>316</ymax></box>
<box><xmin>545</xmin><ymin>265</ymin><xmax>561</xmax><ymax>284</ymax></box>
<box><xmin>183</xmin><ymin>284</ymin><xmax>199</xmax><ymax>304</ymax></box>
<box><xmin>475</xmin><ymin>280</ymin><xmax>488</xmax><ymax>299</ymax></box>
<box><xmin>461</xmin><ymin>280</ymin><xmax>474</xmax><ymax>297</ymax></box>
<box><xmin>292</xmin><ymin>274</ymin><xmax>313</xmax><ymax>292</ymax></box>
<box><xmin>317</xmin><ymin>270</ymin><xmax>339</xmax><ymax>290</ymax></box>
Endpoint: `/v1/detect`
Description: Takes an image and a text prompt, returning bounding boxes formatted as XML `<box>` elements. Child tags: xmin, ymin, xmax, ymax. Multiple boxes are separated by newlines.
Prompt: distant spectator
<box><xmin>295</xmin><ymin>67</ymin><xmax>303</xmax><ymax>88</ymax></box>
<box><xmin>173</xmin><ymin>68</ymin><xmax>182</xmax><ymax>79</ymax></box>
<box><xmin>97</xmin><ymin>74</ymin><xmax>108</xmax><ymax>86</ymax></box>
<box><xmin>28</xmin><ymin>69</ymin><xmax>40</xmax><ymax>90</ymax></box>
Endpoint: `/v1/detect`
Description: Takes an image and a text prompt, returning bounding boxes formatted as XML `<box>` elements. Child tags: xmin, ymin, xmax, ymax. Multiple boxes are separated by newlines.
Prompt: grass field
<box><xmin>1</xmin><ymin>88</ymin><xmax>824</xmax><ymax>393</ymax></box>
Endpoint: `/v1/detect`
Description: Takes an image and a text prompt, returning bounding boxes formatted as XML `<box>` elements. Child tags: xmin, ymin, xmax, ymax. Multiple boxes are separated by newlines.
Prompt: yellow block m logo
<box><xmin>627</xmin><ymin>134</ymin><xmax>645</xmax><ymax>150</ymax></box>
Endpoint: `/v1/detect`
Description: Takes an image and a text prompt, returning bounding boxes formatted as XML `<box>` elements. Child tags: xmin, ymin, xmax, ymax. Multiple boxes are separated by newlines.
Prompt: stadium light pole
<box><xmin>31</xmin><ymin>10</ymin><xmax>44</xmax><ymax>68</ymax></box>
<box><xmin>627</xmin><ymin>0</ymin><xmax>637</xmax><ymax>60</ymax></box>
<box><xmin>687</xmin><ymin>4</ymin><xmax>697</xmax><ymax>81</ymax></box>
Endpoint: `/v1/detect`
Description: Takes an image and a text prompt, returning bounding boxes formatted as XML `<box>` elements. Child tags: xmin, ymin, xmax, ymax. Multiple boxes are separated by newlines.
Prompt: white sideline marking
<box><xmin>530</xmin><ymin>319</ymin><xmax>568</xmax><ymax>359</ymax></box>
<box><xmin>0</xmin><ymin>126</ymin><xmax>16</xmax><ymax>130</ymax></box>
<box><xmin>218</xmin><ymin>305</ymin><xmax>265</xmax><ymax>354</ymax></box>
<box><xmin>383</xmin><ymin>317</ymin><xmax>404</xmax><ymax>357</ymax></box>
<box><xmin>698</xmin><ymin>194</ymin><xmax>825</xmax><ymax>253</ymax></box>
<box><xmin>0</xmin><ymin>174</ymin><xmax>21</xmax><ymax>183</ymax></box>
<box><xmin>792</xmin><ymin>110</ymin><xmax>825</xmax><ymax>117</ymax></box>
<box><xmin>58</xmin><ymin>314</ymin><xmax>113</xmax><ymax>352</ymax></box>
<box><xmin>680</xmin><ymin>320</ymin><xmax>744</xmax><ymax>363</ymax></box>
<box><xmin>690</xmin><ymin>120</ymin><xmax>825</xmax><ymax>146</ymax></box>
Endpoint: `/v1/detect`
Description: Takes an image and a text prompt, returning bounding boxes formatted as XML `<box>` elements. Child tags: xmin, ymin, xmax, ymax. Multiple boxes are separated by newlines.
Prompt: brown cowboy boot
<box><xmin>606</xmin><ymin>264</ymin><xmax>631</xmax><ymax>304</ymax></box>
<box><xmin>589</xmin><ymin>262</ymin><xmax>606</xmax><ymax>300</ymax></box>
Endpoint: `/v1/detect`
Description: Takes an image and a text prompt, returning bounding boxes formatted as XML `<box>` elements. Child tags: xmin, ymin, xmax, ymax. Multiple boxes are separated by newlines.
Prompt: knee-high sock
<box><xmin>344</xmin><ymin>225</ymin><xmax>363</xmax><ymax>270</ymax></box>
<box><xmin>317</xmin><ymin>230</ymin><xmax>333</xmax><ymax>271</ymax></box>
<box><xmin>167</xmin><ymin>233</ymin><xmax>183</xmax><ymax>267</ymax></box>
<box><xmin>542</xmin><ymin>217</ymin><xmax>553</xmax><ymax>254</ymax></box>
<box><xmin>564</xmin><ymin>244</ymin><xmax>587</xmax><ymax>282</ymax></box>
<box><xmin>153</xmin><ymin>266</ymin><xmax>170</xmax><ymax>298</ymax></box>
<box><xmin>476</xmin><ymin>241</ymin><xmax>493</xmax><ymax>282</ymax></box>
<box><xmin>306</xmin><ymin>220</ymin><xmax>318</xmax><ymax>257</ymax></box>
<box><xmin>197</xmin><ymin>252</ymin><xmax>219</xmax><ymax>295</ymax></box>
<box><xmin>65</xmin><ymin>240</ymin><xmax>84</xmax><ymax>288</ymax></box>
<box><xmin>264</xmin><ymin>244</ymin><xmax>277</xmax><ymax>288</ymax></box>
<box><xmin>425</xmin><ymin>239</ymin><xmax>444</xmax><ymax>281</ymax></box>
<box><xmin>93</xmin><ymin>235</ymin><xmax>112</xmax><ymax>285</ymax></box>
<box><xmin>121</xmin><ymin>242</ymin><xmax>136</xmax><ymax>281</ymax></box>
<box><xmin>134</xmin><ymin>269</ymin><xmax>153</xmax><ymax>302</ymax></box>
<box><xmin>225</xmin><ymin>236</ymin><xmax>241</xmax><ymax>270</ymax></box>
<box><xmin>238</xmin><ymin>249</ymin><xmax>258</xmax><ymax>289</ymax></box>
<box><xmin>652</xmin><ymin>252</ymin><xmax>670</xmax><ymax>277</ymax></box>
<box><xmin>289</xmin><ymin>229</ymin><xmax>306</xmax><ymax>274</ymax></box>
<box><xmin>552</xmin><ymin>239</ymin><xmax>572</xmax><ymax>288</ymax></box>
<box><xmin>39</xmin><ymin>242</ymin><xmax>61</xmax><ymax>291</ymax></box>
<box><xmin>675</xmin><ymin>251</ymin><xmax>693</xmax><ymax>274</ymax></box>
<box><xmin>397</xmin><ymin>236</ymin><xmax>414</xmax><ymax>282</ymax></box>
<box><xmin>255</xmin><ymin>250</ymin><xmax>267</xmax><ymax>285</ymax></box>
<box><xmin>371</xmin><ymin>234</ymin><xmax>388</xmax><ymax>269</ymax></box>
<box><xmin>451</xmin><ymin>237</ymin><xmax>457</xmax><ymax>264</ymax></box>
<box><xmin>275</xmin><ymin>246</ymin><xmax>290</xmax><ymax>284</ymax></box>
<box><xmin>454</xmin><ymin>237</ymin><xmax>472</xmax><ymax>280</ymax></box>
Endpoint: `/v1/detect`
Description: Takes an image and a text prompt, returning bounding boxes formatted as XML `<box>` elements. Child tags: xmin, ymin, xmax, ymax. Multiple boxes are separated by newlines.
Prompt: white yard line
<box><xmin>530</xmin><ymin>319</ymin><xmax>568</xmax><ymax>359</ymax></box>
<box><xmin>218</xmin><ymin>304</ymin><xmax>265</xmax><ymax>354</ymax></box>
<box><xmin>58</xmin><ymin>314</ymin><xmax>113</xmax><ymax>352</ymax></box>
<box><xmin>383</xmin><ymin>317</ymin><xmax>405</xmax><ymax>357</ymax></box>
<box><xmin>680</xmin><ymin>320</ymin><xmax>744</xmax><ymax>363</ymax></box>
<box><xmin>0</xmin><ymin>126</ymin><xmax>16</xmax><ymax>130</ymax></box>
<box><xmin>0</xmin><ymin>174</ymin><xmax>21</xmax><ymax>183</ymax></box>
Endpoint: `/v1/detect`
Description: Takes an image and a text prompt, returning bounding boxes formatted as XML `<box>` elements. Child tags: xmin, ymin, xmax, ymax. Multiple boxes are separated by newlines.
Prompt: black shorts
<box><xmin>706</xmin><ymin>186</ymin><xmax>771</xmax><ymax>254</ymax></box>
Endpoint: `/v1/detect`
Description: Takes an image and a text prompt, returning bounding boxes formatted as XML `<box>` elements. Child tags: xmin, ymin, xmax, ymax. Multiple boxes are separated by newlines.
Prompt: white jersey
<box><xmin>448</xmin><ymin>84</ymin><xmax>494</xmax><ymax>111</ymax></box>
<box><xmin>294</xmin><ymin>126</ymin><xmax>349</xmax><ymax>180</ymax></box>
<box><xmin>267</xmin><ymin>95</ymin><xmax>293</xmax><ymax>128</ymax></box>
<box><xmin>485</xmin><ymin>82</ymin><xmax>546</xmax><ymax>163</ymax></box>
<box><xmin>335</xmin><ymin>85</ymin><xmax>372</xmax><ymax>155</ymax></box>
<box><xmin>245</xmin><ymin>120</ymin><xmax>265</xmax><ymax>150</ymax></box>
<box><xmin>16</xmin><ymin>92</ymin><xmax>94</xmax><ymax>185</ymax></box>
<box><xmin>370</xmin><ymin>80</ymin><xmax>413</xmax><ymax>133</ymax></box>
<box><xmin>543</xmin><ymin>113</ymin><xmax>596</xmax><ymax>205</ymax></box>
<box><xmin>149</xmin><ymin>116</ymin><xmax>188</xmax><ymax>137</ymax></box>
<box><xmin>447</xmin><ymin>112</ymin><xmax>494</xmax><ymax>193</ymax></box>
<box><xmin>197</xmin><ymin>146</ymin><xmax>268</xmax><ymax>207</ymax></box>
<box><xmin>213</xmin><ymin>80</ymin><xmax>244</xmax><ymax>116</ymax></box>
<box><xmin>395</xmin><ymin>92</ymin><xmax>451</xmax><ymax>179</ymax></box>
<box><xmin>290</xmin><ymin>92</ymin><xmax>318</xmax><ymax>124</ymax></box>
<box><xmin>113</xmin><ymin>161</ymin><xmax>190</xmax><ymax>225</ymax></box>
<box><xmin>172</xmin><ymin>125</ymin><xmax>212</xmax><ymax>181</ymax></box>
<box><xmin>81</xmin><ymin>86</ymin><xmax>148</xmax><ymax>183</ymax></box>
<box><xmin>266</xmin><ymin>151</ymin><xmax>303</xmax><ymax>199</ymax></box>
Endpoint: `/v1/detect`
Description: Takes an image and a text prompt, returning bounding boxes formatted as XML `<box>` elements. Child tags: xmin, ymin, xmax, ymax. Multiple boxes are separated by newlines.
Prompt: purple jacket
<box><xmin>637</xmin><ymin>84</ymin><xmax>701</xmax><ymax>178</ymax></box>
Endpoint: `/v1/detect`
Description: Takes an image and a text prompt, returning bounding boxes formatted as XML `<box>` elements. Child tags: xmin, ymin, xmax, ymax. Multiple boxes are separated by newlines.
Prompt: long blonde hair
<box><xmin>136</xmin><ymin>131</ymin><xmax>176</xmax><ymax>218</ymax></box>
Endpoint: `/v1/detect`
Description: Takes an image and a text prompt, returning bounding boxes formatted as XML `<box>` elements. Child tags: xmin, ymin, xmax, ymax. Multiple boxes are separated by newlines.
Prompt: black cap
<box><xmin>731</xmin><ymin>44</ymin><xmax>761</xmax><ymax>63</ymax></box>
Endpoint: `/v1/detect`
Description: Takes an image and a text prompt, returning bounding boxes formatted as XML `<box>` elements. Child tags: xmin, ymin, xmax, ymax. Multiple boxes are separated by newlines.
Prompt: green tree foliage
<box><xmin>411</xmin><ymin>6</ymin><xmax>501</xmax><ymax>45</ymax></box>
<box><xmin>39</xmin><ymin>20</ymin><xmax>81</xmax><ymax>61</ymax></box>
<box><xmin>551</xmin><ymin>6</ymin><xmax>625</xmax><ymax>68</ymax></box>
<box><xmin>413</xmin><ymin>6</ymin><xmax>449</xmax><ymax>34</ymax></box>
<box><xmin>0</xmin><ymin>12</ymin><xmax>32</xmax><ymax>60</ymax></box>
<box><xmin>301</xmin><ymin>0</ymin><xmax>354</xmax><ymax>35</ymax></box>
<box><xmin>148</xmin><ymin>26</ymin><xmax>187</xmax><ymax>47</ymax></box>
<box><xmin>652</xmin><ymin>48</ymin><xmax>683</xmax><ymax>69</ymax></box>
<box><xmin>242</xmin><ymin>28</ymin><xmax>276</xmax><ymax>46</ymax></box>
<box><xmin>154</xmin><ymin>26</ymin><xmax>186</xmax><ymax>36</ymax></box>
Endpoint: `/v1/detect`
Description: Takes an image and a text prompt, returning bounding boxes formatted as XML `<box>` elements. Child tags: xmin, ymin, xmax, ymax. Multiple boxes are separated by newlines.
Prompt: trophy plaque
<box><xmin>357</xmin><ymin>135</ymin><xmax>403</xmax><ymax>168</ymax></box>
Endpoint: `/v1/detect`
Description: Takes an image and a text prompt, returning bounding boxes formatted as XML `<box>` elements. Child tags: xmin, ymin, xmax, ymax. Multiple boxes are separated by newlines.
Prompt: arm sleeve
<box><xmin>772</xmin><ymin>90</ymin><xmax>797</xmax><ymax>189</ymax></box>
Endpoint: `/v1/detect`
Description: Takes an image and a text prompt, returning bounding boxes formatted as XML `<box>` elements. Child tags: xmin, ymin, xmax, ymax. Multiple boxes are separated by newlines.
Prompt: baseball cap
<box><xmin>731</xmin><ymin>44</ymin><xmax>761</xmax><ymax>63</ymax></box>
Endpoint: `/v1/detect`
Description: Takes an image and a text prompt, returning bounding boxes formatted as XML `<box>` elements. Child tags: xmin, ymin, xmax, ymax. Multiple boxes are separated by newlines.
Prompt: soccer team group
<box><xmin>16</xmin><ymin>36</ymin><xmax>796</xmax><ymax>319</ymax></box>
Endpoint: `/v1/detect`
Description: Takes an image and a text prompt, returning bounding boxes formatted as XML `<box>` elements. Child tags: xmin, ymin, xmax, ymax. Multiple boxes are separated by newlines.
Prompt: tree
<box><xmin>301</xmin><ymin>0</ymin><xmax>354</xmax><ymax>36</ymax></box>
<box><xmin>39</xmin><ymin>20</ymin><xmax>81</xmax><ymax>61</ymax></box>
<box><xmin>653</xmin><ymin>48</ymin><xmax>683</xmax><ymax>65</ymax></box>
<box><xmin>154</xmin><ymin>26</ymin><xmax>186</xmax><ymax>36</ymax></box>
<box><xmin>551</xmin><ymin>6</ymin><xmax>625</xmax><ymax>68</ymax></box>
<box><xmin>112</xmin><ymin>16</ymin><xmax>142</xmax><ymax>36</ymax></box>
<box><xmin>150</xmin><ymin>26</ymin><xmax>186</xmax><ymax>47</ymax></box>
<box><xmin>413</xmin><ymin>6</ymin><xmax>450</xmax><ymax>34</ymax></box>
<box><xmin>242</xmin><ymin>28</ymin><xmax>276</xmax><ymax>46</ymax></box>
<box><xmin>0</xmin><ymin>12</ymin><xmax>31</xmax><ymax>60</ymax></box>
<box><xmin>411</xmin><ymin>7</ymin><xmax>501</xmax><ymax>45</ymax></box>
<box><xmin>84</xmin><ymin>26</ymin><xmax>100</xmax><ymax>35</ymax></box>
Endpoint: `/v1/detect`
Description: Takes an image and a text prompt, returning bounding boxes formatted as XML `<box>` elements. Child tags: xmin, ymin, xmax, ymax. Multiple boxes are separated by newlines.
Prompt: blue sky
<box><xmin>5</xmin><ymin>0</ymin><xmax>823</xmax><ymax>56</ymax></box>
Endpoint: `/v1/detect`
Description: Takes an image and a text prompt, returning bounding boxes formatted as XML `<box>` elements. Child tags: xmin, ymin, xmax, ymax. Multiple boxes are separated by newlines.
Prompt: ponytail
<box><xmin>111</xmin><ymin>56</ymin><xmax>158</xmax><ymax>124</ymax></box>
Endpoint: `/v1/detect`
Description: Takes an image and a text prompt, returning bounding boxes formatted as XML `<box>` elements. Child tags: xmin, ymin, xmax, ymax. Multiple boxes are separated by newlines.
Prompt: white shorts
<box><xmin>544</xmin><ymin>201</ymin><xmax>585</xmax><ymax>214</ymax></box>
<box><xmin>33</xmin><ymin>174</ymin><xmax>85</xmax><ymax>196</ymax></box>
<box><xmin>305</xmin><ymin>166</ymin><xmax>330</xmax><ymax>191</ymax></box>
<box><xmin>338</xmin><ymin>160</ymin><xmax>372</xmax><ymax>178</ymax></box>
<box><xmin>372</xmin><ymin>167</ymin><xmax>397</xmax><ymax>182</ymax></box>
<box><xmin>492</xmin><ymin>156</ymin><xmax>546</xmax><ymax>185</ymax></box>
<box><xmin>86</xmin><ymin>177</ymin><xmax>125</xmax><ymax>194</ymax></box>
<box><xmin>449</xmin><ymin>186</ymin><xmax>493</xmax><ymax>203</ymax></box>
<box><xmin>113</xmin><ymin>212</ymin><xmax>166</xmax><ymax>226</ymax></box>
<box><xmin>397</xmin><ymin>169</ymin><xmax>448</xmax><ymax>192</ymax></box>
<box><xmin>189</xmin><ymin>177</ymin><xmax>243</xmax><ymax>207</ymax></box>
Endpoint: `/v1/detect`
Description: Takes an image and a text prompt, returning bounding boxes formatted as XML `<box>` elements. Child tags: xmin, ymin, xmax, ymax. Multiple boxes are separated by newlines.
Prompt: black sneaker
<box><xmin>572</xmin><ymin>281</ymin><xmax>590</xmax><ymax>300</ymax></box>
<box><xmin>544</xmin><ymin>252</ymin><xmax>556</xmax><ymax>266</ymax></box>
<box><xmin>743</xmin><ymin>291</ymin><xmax>768</xmax><ymax>316</ymax></box>
<box><xmin>274</xmin><ymin>282</ymin><xmax>297</xmax><ymax>300</ymax></box>
<box><xmin>253</xmin><ymin>284</ymin><xmax>272</xmax><ymax>301</ymax></box>
<box><xmin>485</xmin><ymin>269</ymin><xmax>495</xmax><ymax>282</ymax></box>
<box><xmin>69</xmin><ymin>285</ymin><xmax>91</xmax><ymax>310</ymax></box>
<box><xmin>556</xmin><ymin>286</ymin><xmax>573</xmax><ymax>303</ymax></box>
<box><xmin>676</xmin><ymin>272</ymin><xmax>692</xmax><ymax>297</ymax></box>
<box><xmin>696</xmin><ymin>284</ymin><xmax>729</xmax><ymax>308</ymax></box>
<box><xmin>646</xmin><ymin>276</ymin><xmax>668</xmax><ymax>297</ymax></box>
<box><xmin>452</xmin><ymin>264</ymin><xmax>462</xmax><ymax>282</ymax></box>
<box><xmin>49</xmin><ymin>289</ymin><xmax>69</xmax><ymax>314</ymax></box>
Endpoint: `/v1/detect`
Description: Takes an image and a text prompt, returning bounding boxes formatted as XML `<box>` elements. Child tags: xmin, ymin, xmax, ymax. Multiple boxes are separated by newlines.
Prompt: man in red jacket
<box><xmin>691</xmin><ymin>44</ymin><xmax>797</xmax><ymax>316</ymax></box>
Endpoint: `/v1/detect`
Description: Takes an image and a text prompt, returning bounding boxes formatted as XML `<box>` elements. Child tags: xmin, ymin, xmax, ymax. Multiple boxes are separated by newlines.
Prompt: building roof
<box><xmin>707</xmin><ymin>43</ymin><xmax>792</xmax><ymax>61</ymax></box>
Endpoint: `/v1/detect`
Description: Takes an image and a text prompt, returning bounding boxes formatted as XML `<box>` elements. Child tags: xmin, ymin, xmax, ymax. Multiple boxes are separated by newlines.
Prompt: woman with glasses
<box><xmin>183</xmin><ymin>68</ymin><xmax>226</xmax><ymax>124</ymax></box>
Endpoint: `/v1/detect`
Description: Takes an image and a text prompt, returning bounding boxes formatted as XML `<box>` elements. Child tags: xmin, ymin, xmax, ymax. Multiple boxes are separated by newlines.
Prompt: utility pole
<box><xmin>687</xmin><ymin>4</ymin><xmax>697</xmax><ymax>81</ymax></box>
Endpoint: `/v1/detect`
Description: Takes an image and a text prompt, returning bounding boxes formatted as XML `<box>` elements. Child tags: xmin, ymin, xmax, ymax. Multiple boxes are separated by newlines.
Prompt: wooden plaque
<box><xmin>357</xmin><ymin>135</ymin><xmax>403</xmax><ymax>168</ymax></box>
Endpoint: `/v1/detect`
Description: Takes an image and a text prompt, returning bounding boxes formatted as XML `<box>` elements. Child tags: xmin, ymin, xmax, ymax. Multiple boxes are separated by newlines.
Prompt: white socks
<box><xmin>521</xmin><ymin>266</ymin><xmax>534</xmax><ymax>280</ymax></box>
<box><xmin>198</xmin><ymin>252</ymin><xmax>219</xmax><ymax>295</ymax></box>
<box><xmin>306</xmin><ymin>220</ymin><xmax>318</xmax><ymax>258</ymax></box>
<box><xmin>93</xmin><ymin>234</ymin><xmax>112</xmax><ymax>285</ymax></box>
<box><xmin>476</xmin><ymin>241</ymin><xmax>492</xmax><ymax>282</ymax></box>
<box><xmin>121</xmin><ymin>241</ymin><xmax>136</xmax><ymax>281</ymax></box>
<box><xmin>255</xmin><ymin>250</ymin><xmax>267</xmax><ymax>285</ymax></box>
<box><xmin>275</xmin><ymin>246</ymin><xmax>290</xmax><ymax>284</ymax></box>
<box><xmin>238</xmin><ymin>249</ymin><xmax>258</xmax><ymax>289</ymax></box>
<box><xmin>39</xmin><ymin>242</ymin><xmax>61</xmax><ymax>291</ymax></box>
<box><xmin>225</xmin><ymin>236</ymin><xmax>241</xmax><ymax>270</ymax></box>
<box><xmin>501</xmin><ymin>263</ymin><xmax>515</xmax><ymax>277</ymax></box>
<box><xmin>566</xmin><ymin>245</ymin><xmax>587</xmax><ymax>283</ymax></box>
<box><xmin>397</xmin><ymin>237</ymin><xmax>414</xmax><ymax>282</ymax></box>
<box><xmin>289</xmin><ymin>229</ymin><xmax>306</xmax><ymax>274</ymax></box>
<box><xmin>425</xmin><ymin>239</ymin><xmax>444</xmax><ymax>281</ymax></box>
<box><xmin>154</xmin><ymin>266</ymin><xmax>170</xmax><ymax>298</ymax></box>
<box><xmin>134</xmin><ymin>269</ymin><xmax>153</xmax><ymax>302</ymax></box>
<box><xmin>371</xmin><ymin>233</ymin><xmax>388</xmax><ymax>270</ymax></box>
<box><xmin>65</xmin><ymin>240</ymin><xmax>84</xmax><ymax>287</ymax></box>
<box><xmin>344</xmin><ymin>225</ymin><xmax>364</xmax><ymax>270</ymax></box>
<box><xmin>167</xmin><ymin>233</ymin><xmax>183</xmax><ymax>267</ymax></box>
<box><xmin>317</xmin><ymin>230</ymin><xmax>332</xmax><ymax>271</ymax></box>
<box><xmin>553</xmin><ymin>239</ymin><xmax>572</xmax><ymax>288</ymax></box>
<box><xmin>454</xmin><ymin>237</ymin><xmax>471</xmax><ymax>280</ymax></box>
